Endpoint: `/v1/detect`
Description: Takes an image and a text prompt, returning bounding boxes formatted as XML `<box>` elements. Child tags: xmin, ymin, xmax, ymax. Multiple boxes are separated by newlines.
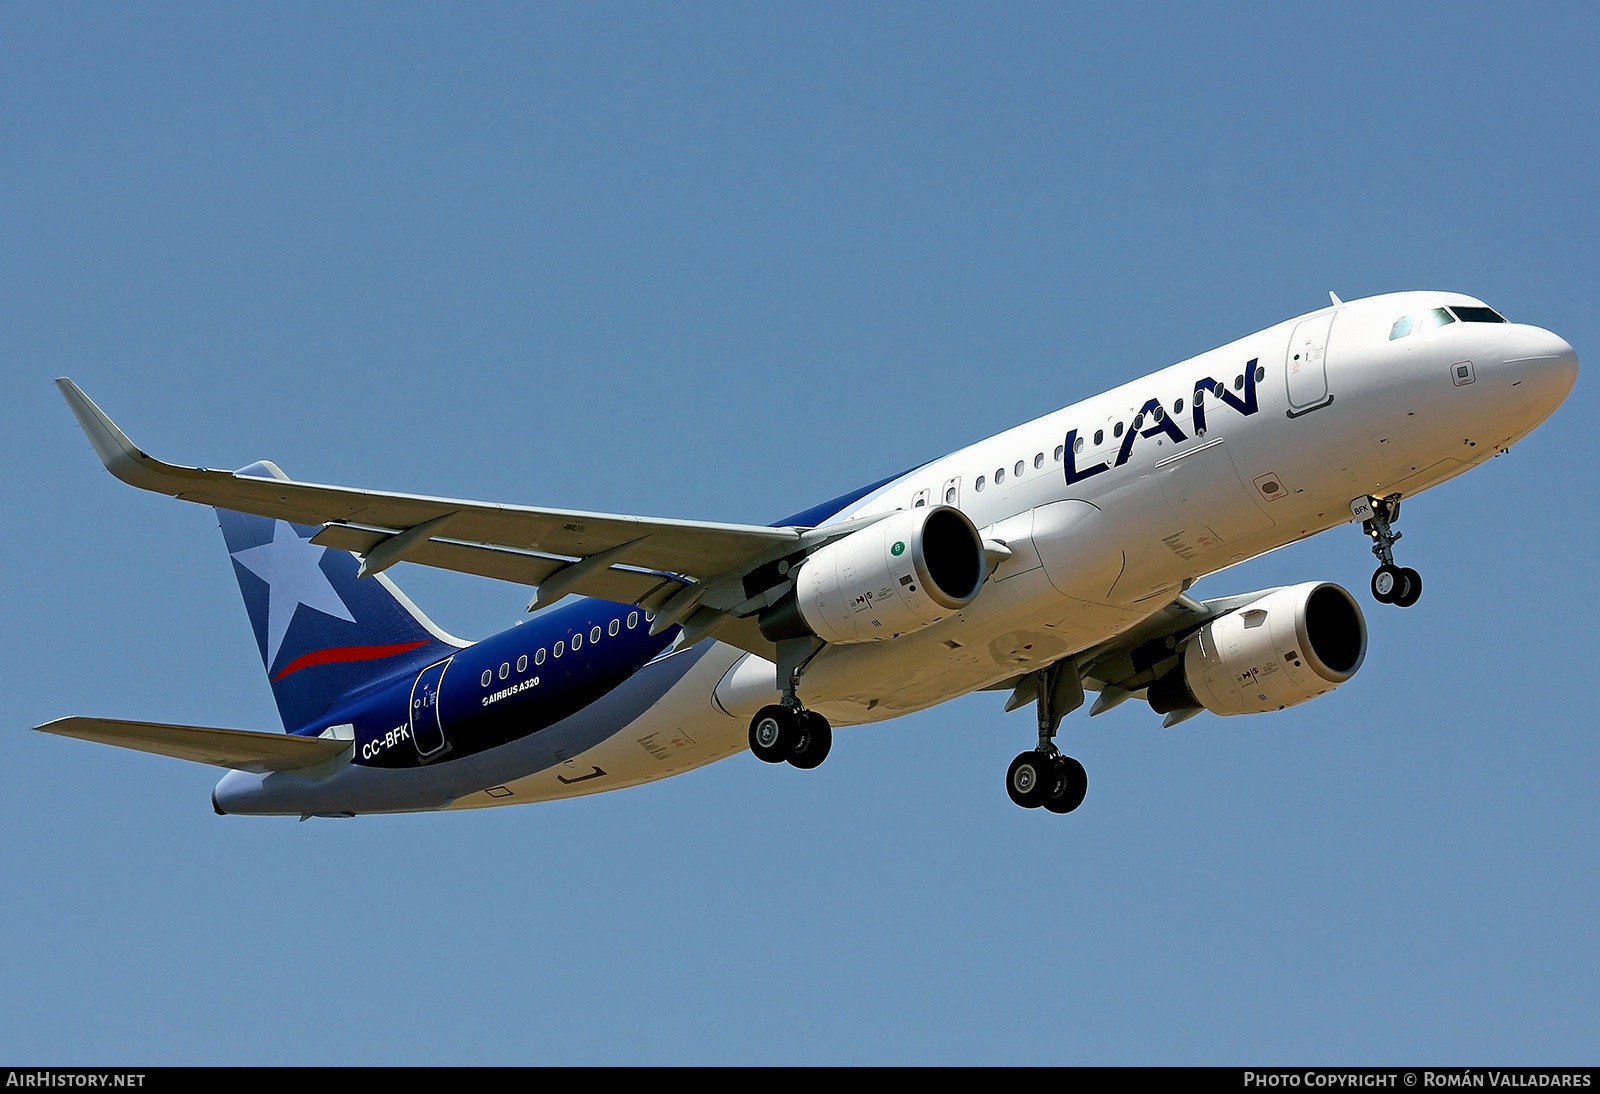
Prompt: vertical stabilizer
<box><xmin>218</xmin><ymin>461</ymin><xmax>464</xmax><ymax>731</ymax></box>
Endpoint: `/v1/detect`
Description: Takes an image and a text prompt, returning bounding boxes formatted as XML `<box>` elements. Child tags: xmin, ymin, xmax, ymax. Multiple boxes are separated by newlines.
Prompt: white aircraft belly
<box><xmin>447</xmin><ymin>642</ymin><xmax>753</xmax><ymax>808</ymax></box>
<box><xmin>801</xmin><ymin>567</ymin><xmax>1159</xmax><ymax>721</ymax></box>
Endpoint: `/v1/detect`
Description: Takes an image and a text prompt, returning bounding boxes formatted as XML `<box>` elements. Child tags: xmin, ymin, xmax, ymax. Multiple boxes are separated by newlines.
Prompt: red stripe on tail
<box><xmin>273</xmin><ymin>640</ymin><xmax>431</xmax><ymax>680</ymax></box>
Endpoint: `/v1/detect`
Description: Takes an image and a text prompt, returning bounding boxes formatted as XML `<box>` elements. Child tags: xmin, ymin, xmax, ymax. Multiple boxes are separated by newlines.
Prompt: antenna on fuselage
<box><xmin>1328</xmin><ymin>291</ymin><xmax>1343</xmax><ymax>305</ymax></box>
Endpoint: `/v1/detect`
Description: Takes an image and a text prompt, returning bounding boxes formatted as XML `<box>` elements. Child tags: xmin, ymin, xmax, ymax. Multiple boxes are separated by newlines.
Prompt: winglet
<box><xmin>55</xmin><ymin>377</ymin><xmax>210</xmax><ymax>494</ymax></box>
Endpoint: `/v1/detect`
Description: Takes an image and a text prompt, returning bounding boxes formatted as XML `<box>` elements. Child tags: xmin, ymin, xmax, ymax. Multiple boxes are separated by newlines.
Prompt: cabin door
<box><xmin>410</xmin><ymin>659</ymin><xmax>451</xmax><ymax>758</ymax></box>
<box><xmin>1285</xmin><ymin>312</ymin><xmax>1337</xmax><ymax>417</ymax></box>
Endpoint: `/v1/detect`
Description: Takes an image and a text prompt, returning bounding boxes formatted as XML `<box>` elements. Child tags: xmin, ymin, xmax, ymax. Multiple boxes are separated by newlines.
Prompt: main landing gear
<box><xmin>748</xmin><ymin>636</ymin><xmax>832</xmax><ymax>769</ymax></box>
<box><xmin>1006</xmin><ymin>661</ymin><xmax>1088</xmax><ymax>814</ymax></box>
<box><xmin>1357</xmin><ymin>494</ymin><xmax>1422</xmax><ymax>608</ymax></box>
<box><xmin>1007</xmin><ymin>750</ymin><xmax>1088</xmax><ymax>814</ymax></box>
<box><xmin>749</xmin><ymin>704</ymin><xmax>832</xmax><ymax>769</ymax></box>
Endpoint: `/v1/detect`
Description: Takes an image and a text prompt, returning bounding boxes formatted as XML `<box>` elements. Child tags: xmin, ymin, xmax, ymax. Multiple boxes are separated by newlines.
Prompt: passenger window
<box><xmin>994</xmin><ymin>468</ymin><xmax>1004</xmax><ymax>484</ymax></box>
<box><xmin>975</xmin><ymin>476</ymin><xmax>986</xmax><ymax>492</ymax></box>
<box><xmin>1072</xmin><ymin>438</ymin><xmax>1083</xmax><ymax>455</ymax></box>
<box><xmin>591</xmin><ymin>626</ymin><xmax>602</xmax><ymax>643</ymax></box>
<box><xmin>1033</xmin><ymin>453</ymin><xmax>1044</xmax><ymax>469</ymax></box>
<box><xmin>1428</xmin><ymin>307</ymin><xmax>1456</xmax><ymax>328</ymax></box>
<box><xmin>571</xmin><ymin>632</ymin><xmax>582</xmax><ymax>651</ymax></box>
<box><xmin>945</xmin><ymin>486</ymin><xmax>957</xmax><ymax>503</ymax></box>
<box><xmin>517</xmin><ymin>654</ymin><xmax>528</xmax><ymax>672</ymax></box>
<box><xmin>481</xmin><ymin>669</ymin><xmax>492</xmax><ymax>687</ymax></box>
<box><xmin>609</xmin><ymin>618</ymin><xmax>620</xmax><ymax>636</ymax></box>
<box><xmin>1174</xmin><ymin>398</ymin><xmax>1184</xmax><ymax>414</ymax></box>
<box><xmin>1390</xmin><ymin>316</ymin><xmax>1415</xmax><ymax>340</ymax></box>
<box><xmin>535</xmin><ymin>648</ymin><xmax>546</xmax><ymax>665</ymax></box>
<box><xmin>1151</xmin><ymin>405</ymin><xmax>1164</xmax><ymax>422</ymax></box>
<box><xmin>1114</xmin><ymin>422</ymin><xmax>1124</xmax><ymax>437</ymax></box>
<box><xmin>554</xmin><ymin>641</ymin><xmax>564</xmax><ymax>657</ymax></box>
<box><xmin>1093</xmin><ymin>429</ymin><xmax>1104</xmax><ymax>445</ymax></box>
<box><xmin>1053</xmin><ymin>445</ymin><xmax>1063</xmax><ymax>461</ymax></box>
<box><xmin>628</xmin><ymin>611</ymin><xmax>639</xmax><ymax>629</ymax></box>
<box><xmin>1255</xmin><ymin>365</ymin><xmax>1265</xmax><ymax>382</ymax></box>
<box><xmin>1233</xmin><ymin>375</ymin><xmax>1244</xmax><ymax>390</ymax></box>
<box><xmin>1014</xmin><ymin>460</ymin><xmax>1025</xmax><ymax>476</ymax></box>
<box><xmin>499</xmin><ymin>662</ymin><xmax>510</xmax><ymax>679</ymax></box>
<box><xmin>1133</xmin><ymin>413</ymin><xmax>1145</xmax><ymax>429</ymax></box>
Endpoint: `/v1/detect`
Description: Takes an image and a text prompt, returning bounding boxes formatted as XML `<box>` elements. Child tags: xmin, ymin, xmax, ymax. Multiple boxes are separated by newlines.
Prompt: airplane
<box><xmin>36</xmin><ymin>290</ymin><xmax>1578</xmax><ymax>818</ymax></box>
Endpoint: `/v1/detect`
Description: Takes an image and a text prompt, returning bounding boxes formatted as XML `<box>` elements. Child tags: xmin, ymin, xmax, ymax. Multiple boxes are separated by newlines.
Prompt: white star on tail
<box><xmin>230</xmin><ymin>520</ymin><xmax>356</xmax><ymax>667</ymax></box>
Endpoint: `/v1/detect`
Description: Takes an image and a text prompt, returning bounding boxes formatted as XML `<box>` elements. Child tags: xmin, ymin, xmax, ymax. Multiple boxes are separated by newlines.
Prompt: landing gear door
<box><xmin>1286</xmin><ymin>312</ymin><xmax>1337</xmax><ymax>417</ymax></box>
<box><xmin>410</xmin><ymin>659</ymin><xmax>451</xmax><ymax>759</ymax></box>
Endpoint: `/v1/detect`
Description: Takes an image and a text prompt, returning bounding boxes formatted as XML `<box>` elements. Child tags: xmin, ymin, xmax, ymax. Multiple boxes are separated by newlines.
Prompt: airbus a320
<box><xmin>38</xmin><ymin>291</ymin><xmax>1577</xmax><ymax>817</ymax></box>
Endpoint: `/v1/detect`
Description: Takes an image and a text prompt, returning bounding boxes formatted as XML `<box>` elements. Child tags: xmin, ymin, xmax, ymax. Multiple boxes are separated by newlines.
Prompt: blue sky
<box><xmin>2</xmin><ymin>3</ymin><xmax>1596</xmax><ymax>1063</ymax></box>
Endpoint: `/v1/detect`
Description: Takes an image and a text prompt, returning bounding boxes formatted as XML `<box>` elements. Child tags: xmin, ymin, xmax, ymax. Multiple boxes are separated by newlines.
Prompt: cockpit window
<box><xmin>1389</xmin><ymin>316</ymin><xmax>1415</xmax><ymax>340</ymax></box>
<box><xmin>1427</xmin><ymin>307</ymin><xmax>1456</xmax><ymax>328</ymax></box>
<box><xmin>1451</xmin><ymin>306</ymin><xmax>1507</xmax><ymax>324</ymax></box>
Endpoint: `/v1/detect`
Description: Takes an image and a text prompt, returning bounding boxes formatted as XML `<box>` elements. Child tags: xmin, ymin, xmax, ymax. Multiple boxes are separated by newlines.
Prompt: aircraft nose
<box><xmin>1508</xmin><ymin>327</ymin><xmax>1579</xmax><ymax>408</ymax></box>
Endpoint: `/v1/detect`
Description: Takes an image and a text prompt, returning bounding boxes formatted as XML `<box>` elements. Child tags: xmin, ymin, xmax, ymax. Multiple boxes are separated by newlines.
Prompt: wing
<box><xmin>36</xmin><ymin>717</ymin><xmax>354</xmax><ymax>774</ymax></box>
<box><xmin>990</xmin><ymin>588</ymin><xmax>1284</xmax><ymax>721</ymax></box>
<box><xmin>56</xmin><ymin>379</ymin><xmax>842</xmax><ymax>655</ymax></box>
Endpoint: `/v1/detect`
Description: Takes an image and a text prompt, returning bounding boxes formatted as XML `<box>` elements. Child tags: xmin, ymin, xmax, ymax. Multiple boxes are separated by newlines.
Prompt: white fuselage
<box><xmin>449</xmin><ymin>291</ymin><xmax>1577</xmax><ymax>808</ymax></box>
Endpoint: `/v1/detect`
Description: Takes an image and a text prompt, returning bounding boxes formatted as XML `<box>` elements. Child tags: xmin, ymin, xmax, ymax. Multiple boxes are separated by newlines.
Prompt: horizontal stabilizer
<box><xmin>35</xmin><ymin>717</ymin><xmax>352</xmax><ymax>773</ymax></box>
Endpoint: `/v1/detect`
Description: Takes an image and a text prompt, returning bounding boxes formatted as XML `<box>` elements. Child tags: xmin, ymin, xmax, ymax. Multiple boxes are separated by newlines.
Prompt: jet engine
<box><xmin>1147</xmin><ymin>582</ymin><xmax>1367</xmax><ymax>716</ymax></box>
<box><xmin>760</xmin><ymin>505</ymin><xmax>988</xmax><ymax>644</ymax></box>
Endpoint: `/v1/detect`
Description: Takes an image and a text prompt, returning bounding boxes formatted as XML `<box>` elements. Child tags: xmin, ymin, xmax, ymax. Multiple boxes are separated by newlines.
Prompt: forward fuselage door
<box><xmin>410</xmin><ymin>658</ymin><xmax>451</xmax><ymax>759</ymax></box>
<box><xmin>1285</xmin><ymin>312</ymin><xmax>1337</xmax><ymax>417</ymax></box>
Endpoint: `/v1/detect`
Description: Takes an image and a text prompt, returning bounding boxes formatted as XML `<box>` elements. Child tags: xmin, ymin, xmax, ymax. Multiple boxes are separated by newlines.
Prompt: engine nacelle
<box><xmin>1148</xmin><ymin>582</ymin><xmax>1367</xmax><ymax>716</ymax></box>
<box><xmin>780</xmin><ymin>505</ymin><xmax>987</xmax><ymax>644</ymax></box>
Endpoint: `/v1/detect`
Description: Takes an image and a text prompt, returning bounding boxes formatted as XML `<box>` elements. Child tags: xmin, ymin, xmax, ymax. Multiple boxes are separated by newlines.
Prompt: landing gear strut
<box><xmin>748</xmin><ymin>637</ymin><xmax>833</xmax><ymax>769</ymax></box>
<box><xmin>1006</xmin><ymin>662</ymin><xmax>1089</xmax><ymax>814</ymax></box>
<box><xmin>1356</xmin><ymin>494</ymin><xmax>1422</xmax><ymax>608</ymax></box>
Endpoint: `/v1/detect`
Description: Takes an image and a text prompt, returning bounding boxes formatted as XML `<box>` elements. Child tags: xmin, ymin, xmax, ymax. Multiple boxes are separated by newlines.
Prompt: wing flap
<box><xmin>57</xmin><ymin>378</ymin><xmax>801</xmax><ymax>581</ymax></box>
<box><xmin>36</xmin><ymin>717</ymin><xmax>352</xmax><ymax>773</ymax></box>
<box><xmin>310</xmin><ymin>523</ymin><xmax>684</xmax><ymax>605</ymax></box>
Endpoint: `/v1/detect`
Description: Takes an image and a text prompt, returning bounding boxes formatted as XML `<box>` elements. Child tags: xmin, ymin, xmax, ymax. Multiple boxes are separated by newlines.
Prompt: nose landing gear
<box><xmin>1355</xmin><ymin>494</ymin><xmax>1422</xmax><ymax>607</ymax></box>
<box><xmin>1006</xmin><ymin>662</ymin><xmax>1088</xmax><ymax>814</ymax></box>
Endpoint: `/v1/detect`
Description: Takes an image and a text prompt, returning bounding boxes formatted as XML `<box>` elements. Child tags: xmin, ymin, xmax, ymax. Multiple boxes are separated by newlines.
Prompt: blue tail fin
<box><xmin>218</xmin><ymin>461</ymin><xmax>464</xmax><ymax>732</ymax></box>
